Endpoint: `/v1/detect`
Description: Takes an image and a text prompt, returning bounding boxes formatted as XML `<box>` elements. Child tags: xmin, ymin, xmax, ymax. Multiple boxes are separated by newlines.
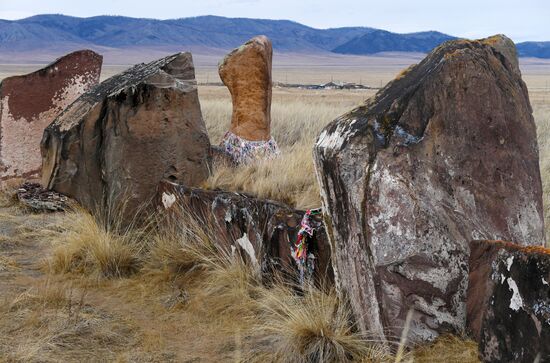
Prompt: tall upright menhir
<box><xmin>313</xmin><ymin>35</ymin><xmax>545</xmax><ymax>344</ymax></box>
<box><xmin>218</xmin><ymin>35</ymin><xmax>280</xmax><ymax>164</ymax></box>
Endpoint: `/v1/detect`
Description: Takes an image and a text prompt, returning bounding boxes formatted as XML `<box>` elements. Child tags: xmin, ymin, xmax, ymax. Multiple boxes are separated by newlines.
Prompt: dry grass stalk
<box><xmin>248</xmin><ymin>284</ymin><xmax>392</xmax><ymax>362</ymax></box>
<box><xmin>412</xmin><ymin>334</ymin><xmax>480</xmax><ymax>362</ymax></box>
<box><xmin>146</xmin><ymin>212</ymin><xmax>261</xmax><ymax>324</ymax></box>
<box><xmin>46</xmin><ymin>206</ymin><xmax>143</xmax><ymax>278</ymax></box>
<box><xmin>0</xmin><ymin>279</ymin><xmax>132</xmax><ymax>361</ymax></box>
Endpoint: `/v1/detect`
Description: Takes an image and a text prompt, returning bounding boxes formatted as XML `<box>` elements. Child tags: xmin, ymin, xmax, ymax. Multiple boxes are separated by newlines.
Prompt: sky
<box><xmin>0</xmin><ymin>0</ymin><xmax>548</xmax><ymax>42</ymax></box>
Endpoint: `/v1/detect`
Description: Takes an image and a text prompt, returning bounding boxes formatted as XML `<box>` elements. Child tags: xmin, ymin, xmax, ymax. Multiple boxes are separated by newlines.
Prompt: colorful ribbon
<box><xmin>291</xmin><ymin>208</ymin><xmax>322</xmax><ymax>284</ymax></box>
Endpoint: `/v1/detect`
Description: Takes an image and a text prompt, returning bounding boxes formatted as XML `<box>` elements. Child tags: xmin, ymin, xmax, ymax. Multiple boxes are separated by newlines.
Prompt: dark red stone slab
<box><xmin>0</xmin><ymin>50</ymin><xmax>102</xmax><ymax>181</ymax></box>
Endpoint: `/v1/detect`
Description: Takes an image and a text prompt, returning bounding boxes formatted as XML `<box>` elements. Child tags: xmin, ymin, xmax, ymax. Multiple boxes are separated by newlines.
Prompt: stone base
<box><xmin>220</xmin><ymin>131</ymin><xmax>280</xmax><ymax>164</ymax></box>
<box><xmin>17</xmin><ymin>182</ymin><xmax>69</xmax><ymax>211</ymax></box>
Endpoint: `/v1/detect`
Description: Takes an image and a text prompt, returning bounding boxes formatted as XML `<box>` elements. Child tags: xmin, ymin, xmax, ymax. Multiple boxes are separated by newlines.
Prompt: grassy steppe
<box><xmin>0</xmin><ymin>59</ymin><xmax>548</xmax><ymax>361</ymax></box>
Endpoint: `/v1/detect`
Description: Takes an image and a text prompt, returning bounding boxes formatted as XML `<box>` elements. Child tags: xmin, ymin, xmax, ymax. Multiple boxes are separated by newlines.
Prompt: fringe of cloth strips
<box><xmin>292</xmin><ymin>208</ymin><xmax>322</xmax><ymax>284</ymax></box>
<box><xmin>220</xmin><ymin>131</ymin><xmax>280</xmax><ymax>164</ymax></box>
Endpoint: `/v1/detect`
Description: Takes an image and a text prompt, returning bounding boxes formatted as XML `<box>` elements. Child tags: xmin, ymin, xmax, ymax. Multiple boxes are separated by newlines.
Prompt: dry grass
<box><xmin>201</xmin><ymin>87</ymin><xmax>370</xmax><ymax>209</ymax></box>
<box><xmin>45</xmin><ymin>207</ymin><xmax>143</xmax><ymax>278</ymax></box>
<box><xmin>0</xmin><ymin>255</ymin><xmax>18</xmax><ymax>272</ymax></box>
<box><xmin>250</xmin><ymin>284</ymin><xmax>392</xmax><ymax>362</ymax></box>
<box><xmin>41</xmin><ymin>207</ymin><xmax>392</xmax><ymax>361</ymax></box>
<box><xmin>204</xmin><ymin>143</ymin><xmax>321</xmax><ymax>209</ymax></box>
<box><xmin>0</xmin><ymin>280</ymin><xmax>133</xmax><ymax>361</ymax></box>
<box><xmin>146</xmin><ymin>213</ymin><xmax>261</xmax><ymax>320</ymax></box>
<box><xmin>0</xmin><ymin>178</ymin><xmax>24</xmax><ymax>209</ymax></box>
<box><xmin>145</xmin><ymin>212</ymin><xmax>392</xmax><ymax>362</ymax></box>
<box><xmin>412</xmin><ymin>334</ymin><xmax>479</xmax><ymax>362</ymax></box>
<box><xmin>532</xmin><ymin>90</ymin><xmax>550</xmax><ymax>243</ymax></box>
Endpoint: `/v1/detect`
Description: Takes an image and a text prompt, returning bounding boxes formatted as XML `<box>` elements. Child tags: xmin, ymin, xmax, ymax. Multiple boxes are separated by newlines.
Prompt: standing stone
<box><xmin>0</xmin><ymin>50</ymin><xmax>102</xmax><ymax>181</ymax></box>
<box><xmin>468</xmin><ymin>240</ymin><xmax>550</xmax><ymax>362</ymax></box>
<box><xmin>313</xmin><ymin>35</ymin><xmax>544</xmax><ymax>343</ymax></box>
<box><xmin>41</xmin><ymin>53</ymin><xmax>210</xmax><ymax>221</ymax></box>
<box><xmin>219</xmin><ymin>35</ymin><xmax>279</xmax><ymax>163</ymax></box>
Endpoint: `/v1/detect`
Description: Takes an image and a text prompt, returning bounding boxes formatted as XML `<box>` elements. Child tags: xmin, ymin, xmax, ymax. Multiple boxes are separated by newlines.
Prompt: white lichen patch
<box><xmin>454</xmin><ymin>187</ymin><xmax>476</xmax><ymax>214</ymax></box>
<box><xmin>542</xmin><ymin>277</ymin><xmax>549</xmax><ymax>286</ymax></box>
<box><xmin>1</xmin><ymin>95</ymin><xmax>66</xmax><ymax>179</ymax></box>
<box><xmin>506</xmin><ymin>195</ymin><xmax>545</xmax><ymax>245</ymax></box>
<box><xmin>506</xmin><ymin>256</ymin><xmax>514</xmax><ymax>271</ymax></box>
<box><xmin>161</xmin><ymin>192</ymin><xmax>176</xmax><ymax>209</ymax></box>
<box><xmin>368</xmin><ymin>167</ymin><xmax>417</xmax><ymax>263</ymax></box>
<box><xmin>236</xmin><ymin>233</ymin><xmax>259</xmax><ymax>270</ymax></box>
<box><xmin>394</xmin><ymin>125</ymin><xmax>422</xmax><ymax>144</ymax></box>
<box><xmin>224</xmin><ymin>209</ymin><xmax>232</xmax><ymax>223</ymax></box>
<box><xmin>316</xmin><ymin>119</ymin><xmax>357</xmax><ymax>151</ymax></box>
<box><xmin>414</xmin><ymin>295</ymin><xmax>459</xmax><ymax>326</ymax></box>
<box><xmin>507</xmin><ymin>277</ymin><xmax>524</xmax><ymax>311</ymax></box>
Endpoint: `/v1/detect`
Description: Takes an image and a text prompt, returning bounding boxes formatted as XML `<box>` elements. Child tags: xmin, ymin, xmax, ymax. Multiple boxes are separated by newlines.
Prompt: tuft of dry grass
<box><xmin>0</xmin><ymin>178</ymin><xmax>26</xmax><ymax>210</ymax></box>
<box><xmin>249</xmin><ymin>284</ymin><xmax>392</xmax><ymax>362</ymax></box>
<box><xmin>0</xmin><ymin>255</ymin><xmax>18</xmax><ymax>271</ymax></box>
<box><xmin>141</xmin><ymin>211</ymin><xmax>388</xmax><ymax>360</ymax></box>
<box><xmin>412</xmin><ymin>334</ymin><xmax>480</xmax><ymax>362</ymax></box>
<box><xmin>46</xmin><ymin>207</ymin><xmax>143</xmax><ymax>278</ymax></box>
<box><xmin>146</xmin><ymin>213</ymin><xmax>261</xmax><ymax>323</ymax></box>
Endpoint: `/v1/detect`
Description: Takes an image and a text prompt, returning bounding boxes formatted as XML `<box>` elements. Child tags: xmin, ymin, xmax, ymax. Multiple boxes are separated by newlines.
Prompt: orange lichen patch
<box><xmin>452</xmin><ymin>39</ymin><xmax>473</xmax><ymax>46</ymax></box>
<box><xmin>395</xmin><ymin>64</ymin><xmax>416</xmax><ymax>81</ymax></box>
<box><xmin>480</xmin><ymin>35</ymin><xmax>504</xmax><ymax>47</ymax></box>
<box><xmin>474</xmin><ymin>240</ymin><xmax>550</xmax><ymax>256</ymax></box>
<box><xmin>442</xmin><ymin>47</ymin><xmax>474</xmax><ymax>61</ymax></box>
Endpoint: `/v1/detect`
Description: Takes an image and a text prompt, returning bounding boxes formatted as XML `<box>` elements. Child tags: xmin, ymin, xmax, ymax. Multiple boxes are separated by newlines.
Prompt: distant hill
<box><xmin>0</xmin><ymin>14</ymin><xmax>549</xmax><ymax>61</ymax></box>
<box><xmin>516</xmin><ymin>42</ymin><xmax>550</xmax><ymax>58</ymax></box>
<box><xmin>0</xmin><ymin>14</ymin><xmax>372</xmax><ymax>53</ymax></box>
<box><xmin>332</xmin><ymin>30</ymin><xmax>457</xmax><ymax>54</ymax></box>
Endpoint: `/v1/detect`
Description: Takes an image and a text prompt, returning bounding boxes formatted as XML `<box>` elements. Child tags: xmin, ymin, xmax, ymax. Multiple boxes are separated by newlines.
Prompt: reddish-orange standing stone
<box><xmin>219</xmin><ymin>35</ymin><xmax>273</xmax><ymax>142</ymax></box>
<box><xmin>0</xmin><ymin>50</ymin><xmax>102</xmax><ymax>181</ymax></box>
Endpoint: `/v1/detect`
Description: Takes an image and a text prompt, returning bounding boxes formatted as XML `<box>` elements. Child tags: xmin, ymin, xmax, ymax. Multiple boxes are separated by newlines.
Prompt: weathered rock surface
<box><xmin>313</xmin><ymin>35</ymin><xmax>544</xmax><ymax>343</ymax></box>
<box><xmin>41</xmin><ymin>53</ymin><xmax>210</xmax><ymax>221</ymax></box>
<box><xmin>17</xmin><ymin>182</ymin><xmax>69</xmax><ymax>212</ymax></box>
<box><xmin>218</xmin><ymin>36</ymin><xmax>280</xmax><ymax>163</ymax></box>
<box><xmin>219</xmin><ymin>35</ymin><xmax>272</xmax><ymax>142</ymax></box>
<box><xmin>156</xmin><ymin>180</ymin><xmax>333</xmax><ymax>284</ymax></box>
<box><xmin>0</xmin><ymin>50</ymin><xmax>102</xmax><ymax>181</ymax></box>
<box><xmin>468</xmin><ymin>240</ymin><xmax>550</xmax><ymax>362</ymax></box>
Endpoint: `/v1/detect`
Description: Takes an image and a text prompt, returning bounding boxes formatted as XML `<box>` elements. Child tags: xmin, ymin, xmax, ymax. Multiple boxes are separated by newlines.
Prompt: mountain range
<box><xmin>0</xmin><ymin>14</ymin><xmax>549</xmax><ymax>61</ymax></box>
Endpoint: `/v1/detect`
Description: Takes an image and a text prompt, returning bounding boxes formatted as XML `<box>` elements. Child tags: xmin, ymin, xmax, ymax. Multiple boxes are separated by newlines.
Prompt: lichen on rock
<box><xmin>313</xmin><ymin>34</ymin><xmax>545</xmax><ymax>343</ymax></box>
